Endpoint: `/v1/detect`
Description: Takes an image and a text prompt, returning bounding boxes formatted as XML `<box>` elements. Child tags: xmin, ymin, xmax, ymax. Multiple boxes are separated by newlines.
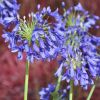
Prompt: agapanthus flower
<box><xmin>39</xmin><ymin>84</ymin><xmax>55</xmax><ymax>100</ymax></box>
<box><xmin>39</xmin><ymin>84</ymin><xmax>67</xmax><ymax>100</ymax></box>
<box><xmin>0</xmin><ymin>0</ymin><xmax>19</xmax><ymax>26</ymax></box>
<box><xmin>55</xmin><ymin>3</ymin><xmax>100</xmax><ymax>89</ymax></box>
<box><xmin>2</xmin><ymin>6</ymin><xmax>64</xmax><ymax>62</ymax></box>
<box><xmin>63</xmin><ymin>3</ymin><xmax>100</xmax><ymax>30</ymax></box>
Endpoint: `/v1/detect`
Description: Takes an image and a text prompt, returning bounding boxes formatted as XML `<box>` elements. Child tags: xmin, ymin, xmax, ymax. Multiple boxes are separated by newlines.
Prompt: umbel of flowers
<box><xmin>2</xmin><ymin>6</ymin><xmax>63</xmax><ymax>62</ymax></box>
<box><xmin>56</xmin><ymin>3</ymin><xmax>100</xmax><ymax>89</ymax></box>
<box><xmin>0</xmin><ymin>0</ymin><xmax>100</xmax><ymax>100</ymax></box>
<box><xmin>39</xmin><ymin>2</ymin><xmax>100</xmax><ymax>100</ymax></box>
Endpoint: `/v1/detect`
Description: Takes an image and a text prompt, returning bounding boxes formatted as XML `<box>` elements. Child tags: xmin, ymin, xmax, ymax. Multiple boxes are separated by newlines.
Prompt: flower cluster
<box><xmin>55</xmin><ymin>3</ymin><xmax>100</xmax><ymax>89</ymax></box>
<box><xmin>39</xmin><ymin>84</ymin><xmax>55</xmax><ymax>100</ymax></box>
<box><xmin>2</xmin><ymin>4</ymin><xmax>64</xmax><ymax>62</ymax></box>
<box><xmin>1</xmin><ymin>0</ymin><xmax>100</xmax><ymax>99</ymax></box>
<box><xmin>39</xmin><ymin>84</ymin><xmax>67</xmax><ymax>100</ymax></box>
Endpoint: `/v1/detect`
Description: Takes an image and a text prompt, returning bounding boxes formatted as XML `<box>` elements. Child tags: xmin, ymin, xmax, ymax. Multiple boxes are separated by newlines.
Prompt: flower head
<box><xmin>39</xmin><ymin>84</ymin><xmax>67</xmax><ymax>100</ymax></box>
<box><xmin>55</xmin><ymin>3</ymin><xmax>100</xmax><ymax>89</ymax></box>
<box><xmin>2</xmin><ymin>6</ymin><xmax>63</xmax><ymax>62</ymax></box>
<box><xmin>64</xmin><ymin>3</ymin><xmax>100</xmax><ymax>31</ymax></box>
<box><xmin>39</xmin><ymin>84</ymin><xmax>55</xmax><ymax>100</ymax></box>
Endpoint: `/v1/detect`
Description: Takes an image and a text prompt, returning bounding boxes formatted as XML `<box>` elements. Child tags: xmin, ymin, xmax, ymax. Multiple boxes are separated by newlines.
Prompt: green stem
<box><xmin>24</xmin><ymin>61</ymin><xmax>30</xmax><ymax>100</ymax></box>
<box><xmin>55</xmin><ymin>75</ymin><xmax>62</xmax><ymax>92</ymax></box>
<box><xmin>52</xmin><ymin>75</ymin><xmax>62</xmax><ymax>100</ymax></box>
<box><xmin>87</xmin><ymin>84</ymin><xmax>96</xmax><ymax>100</ymax></box>
<box><xmin>69</xmin><ymin>80</ymin><xmax>73</xmax><ymax>100</ymax></box>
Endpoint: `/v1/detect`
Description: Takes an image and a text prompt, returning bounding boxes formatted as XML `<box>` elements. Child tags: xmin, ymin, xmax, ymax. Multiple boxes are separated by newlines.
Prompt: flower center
<box><xmin>66</xmin><ymin>12</ymin><xmax>84</xmax><ymax>27</ymax></box>
<box><xmin>64</xmin><ymin>12</ymin><xmax>85</xmax><ymax>69</ymax></box>
<box><xmin>65</xmin><ymin>30</ymin><xmax>83</xmax><ymax>69</ymax></box>
<box><xmin>18</xmin><ymin>13</ymin><xmax>36</xmax><ymax>43</ymax></box>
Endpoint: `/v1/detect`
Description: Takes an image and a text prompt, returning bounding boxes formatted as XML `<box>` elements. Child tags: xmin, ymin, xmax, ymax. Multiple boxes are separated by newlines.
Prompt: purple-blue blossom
<box><xmin>55</xmin><ymin>3</ymin><xmax>100</xmax><ymax>89</ymax></box>
<box><xmin>2</xmin><ymin>6</ymin><xmax>64</xmax><ymax>62</ymax></box>
<box><xmin>39</xmin><ymin>84</ymin><xmax>55</xmax><ymax>100</ymax></box>
<box><xmin>0</xmin><ymin>0</ymin><xmax>19</xmax><ymax>26</ymax></box>
<box><xmin>1</xmin><ymin>1</ymin><xmax>100</xmax><ymax>99</ymax></box>
<box><xmin>39</xmin><ymin>84</ymin><xmax>67</xmax><ymax>100</ymax></box>
<box><xmin>63</xmin><ymin>3</ymin><xmax>100</xmax><ymax>31</ymax></box>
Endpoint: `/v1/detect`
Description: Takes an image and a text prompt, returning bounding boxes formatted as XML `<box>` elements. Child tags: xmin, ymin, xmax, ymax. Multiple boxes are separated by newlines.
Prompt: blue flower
<box><xmin>91</xmin><ymin>35</ymin><xmax>100</xmax><ymax>46</ymax></box>
<box><xmin>39</xmin><ymin>84</ymin><xmax>55</xmax><ymax>100</ymax></box>
<box><xmin>74</xmin><ymin>3</ymin><xmax>86</xmax><ymax>12</ymax></box>
<box><xmin>0</xmin><ymin>0</ymin><xmax>19</xmax><ymax>26</ymax></box>
<box><xmin>2</xmin><ymin>6</ymin><xmax>63</xmax><ymax>62</ymax></box>
<box><xmin>63</xmin><ymin>3</ymin><xmax>100</xmax><ymax>31</ymax></box>
<box><xmin>54</xmin><ymin>2</ymin><xmax>100</xmax><ymax>89</ymax></box>
<box><xmin>55</xmin><ymin>27</ymin><xmax>100</xmax><ymax>89</ymax></box>
<box><xmin>39</xmin><ymin>84</ymin><xmax>67</xmax><ymax>100</ymax></box>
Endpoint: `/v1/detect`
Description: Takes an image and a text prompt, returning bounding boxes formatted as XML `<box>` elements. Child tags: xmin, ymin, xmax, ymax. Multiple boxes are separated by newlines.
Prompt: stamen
<box><xmin>18</xmin><ymin>15</ymin><xmax>35</xmax><ymax>42</ymax></box>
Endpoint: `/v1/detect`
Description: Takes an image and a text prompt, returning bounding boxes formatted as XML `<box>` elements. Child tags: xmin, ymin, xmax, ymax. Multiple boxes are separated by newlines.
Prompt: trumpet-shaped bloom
<box><xmin>0</xmin><ymin>0</ymin><xmax>19</xmax><ymax>26</ymax></box>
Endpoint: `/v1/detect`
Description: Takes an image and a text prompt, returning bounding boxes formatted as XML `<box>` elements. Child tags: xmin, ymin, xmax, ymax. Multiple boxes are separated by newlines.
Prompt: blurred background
<box><xmin>0</xmin><ymin>0</ymin><xmax>100</xmax><ymax>100</ymax></box>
